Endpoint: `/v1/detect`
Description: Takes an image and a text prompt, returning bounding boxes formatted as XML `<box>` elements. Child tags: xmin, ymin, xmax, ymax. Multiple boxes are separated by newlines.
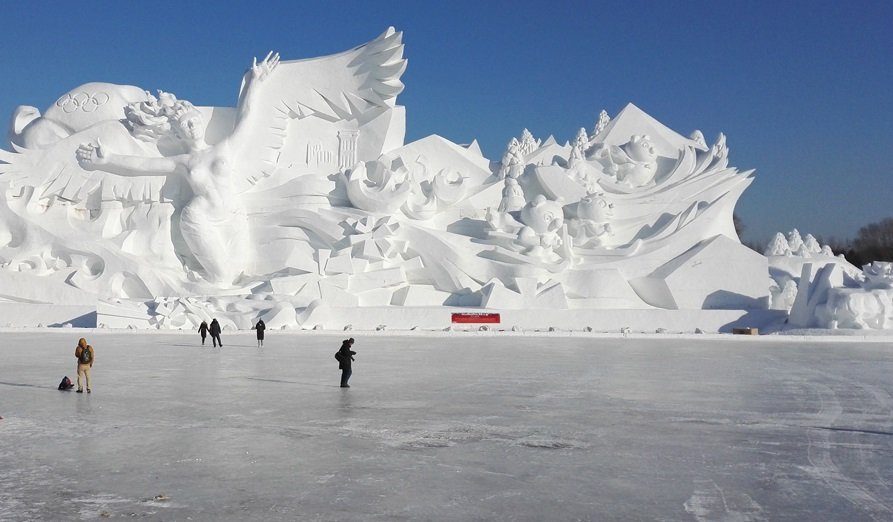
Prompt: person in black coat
<box><xmin>336</xmin><ymin>338</ymin><xmax>356</xmax><ymax>388</ymax></box>
<box><xmin>209</xmin><ymin>318</ymin><xmax>223</xmax><ymax>347</ymax></box>
<box><xmin>254</xmin><ymin>319</ymin><xmax>266</xmax><ymax>347</ymax></box>
<box><xmin>198</xmin><ymin>320</ymin><xmax>209</xmax><ymax>345</ymax></box>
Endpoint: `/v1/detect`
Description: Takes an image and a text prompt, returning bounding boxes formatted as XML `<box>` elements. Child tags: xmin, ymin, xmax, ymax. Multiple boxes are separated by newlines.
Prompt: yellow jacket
<box><xmin>75</xmin><ymin>338</ymin><xmax>94</xmax><ymax>366</ymax></box>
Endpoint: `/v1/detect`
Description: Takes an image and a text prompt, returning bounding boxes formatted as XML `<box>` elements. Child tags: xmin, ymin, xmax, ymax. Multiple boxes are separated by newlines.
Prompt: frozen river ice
<box><xmin>1</xmin><ymin>331</ymin><xmax>892</xmax><ymax>520</ymax></box>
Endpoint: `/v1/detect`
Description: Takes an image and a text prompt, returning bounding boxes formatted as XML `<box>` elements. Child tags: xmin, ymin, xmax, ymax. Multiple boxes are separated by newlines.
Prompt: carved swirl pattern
<box><xmin>56</xmin><ymin>91</ymin><xmax>111</xmax><ymax>113</ymax></box>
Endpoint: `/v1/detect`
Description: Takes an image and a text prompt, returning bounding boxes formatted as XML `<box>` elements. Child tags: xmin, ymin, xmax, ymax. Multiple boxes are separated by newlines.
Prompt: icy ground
<box><xmin>1</xmin><ymin>331</ymin><xmax>892</xmax><ymax>520</ymax></box>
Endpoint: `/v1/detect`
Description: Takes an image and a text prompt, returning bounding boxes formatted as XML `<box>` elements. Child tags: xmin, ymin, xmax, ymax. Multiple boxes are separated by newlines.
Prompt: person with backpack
<box><xmin>335</xmin><ymin>338</ymin><xmax>356</xmax><ymax>388</ymax></box>
<box><xmin>74</xmin><ymin>338</ymin><xmax>94</xmax><ymax>393</ymax></box>
<box><xmin>254</xmin><ymin>319</ymin><xmax>266</xmax><ymax>347</ymax></box>
<box><xmin>198</xmin><ymin>320</ymin><xmax>209</xmax><ymax>345</ymax></box>
<box><xmin>209</xmin><ymin>318</ymin><xmax>223</xmax><ymax>347</ymax></box>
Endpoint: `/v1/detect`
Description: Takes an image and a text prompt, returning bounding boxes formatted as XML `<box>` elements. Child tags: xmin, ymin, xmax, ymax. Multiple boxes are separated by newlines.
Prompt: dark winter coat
<box><xmin>255</xmin><ymin>320</ymin><xmax>266</xmax><ymax>340</ymax></box>
<box><xmin>198</xmin><ymin>322</ymin><xmax>208</xmax><ymax>336</ymax></box>
<box><xmin>337</xmin><ymin>341</ymin><xmax>356</xmax><ymax>370</ymax></box>
<box><xmin>209</xmin><ymin>320</ymin><xmax>221</xmax><ymax>336</ymax></box>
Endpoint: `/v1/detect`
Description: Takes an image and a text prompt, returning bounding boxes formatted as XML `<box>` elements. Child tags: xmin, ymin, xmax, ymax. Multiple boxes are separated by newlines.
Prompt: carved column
<box><xmin>338</xmin><ymin>130</ymin><xmax>360</xmax><ymax>170</ymax></box>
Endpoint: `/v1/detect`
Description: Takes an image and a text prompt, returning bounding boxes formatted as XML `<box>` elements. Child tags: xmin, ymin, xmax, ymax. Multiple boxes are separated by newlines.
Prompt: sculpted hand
<box><xmin>251</xmin><ymin>51</ymin><xmax>280</xmax><ymax>82</ymax></box>
<box><xmin>76</xmin><ymin>139</ymin><xmax>109</xmax><ymax>170</ymax></box>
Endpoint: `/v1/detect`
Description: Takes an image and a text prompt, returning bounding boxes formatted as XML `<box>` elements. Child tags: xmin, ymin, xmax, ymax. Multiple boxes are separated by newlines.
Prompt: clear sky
<box><xmin>1</xmin><ymin>0</ymin><xmax>890</xmax><ymax>245</ymax></box>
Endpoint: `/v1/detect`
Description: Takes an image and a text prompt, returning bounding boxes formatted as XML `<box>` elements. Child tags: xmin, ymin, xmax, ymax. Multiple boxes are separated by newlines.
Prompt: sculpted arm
<box><xmin>226</xmin><ymin>51</ymin><xmax>280</xmax><ymax>150</ymax></box>
<box><xmin>76</xmin><ymin>140</ymin><xmax>183</xmax><ymax>177</ymax></box>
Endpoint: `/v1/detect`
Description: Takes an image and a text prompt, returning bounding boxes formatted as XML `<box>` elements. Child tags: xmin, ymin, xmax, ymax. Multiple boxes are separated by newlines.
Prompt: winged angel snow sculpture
<box><xmin>75</xmin><ymin>52</ymin><xmax>281</xmax><ymax>285</ymax></box>
<box><xmin>0</xmin><ymin>28</ymin><xmax>407</xmax><ymax>294</ymax></box>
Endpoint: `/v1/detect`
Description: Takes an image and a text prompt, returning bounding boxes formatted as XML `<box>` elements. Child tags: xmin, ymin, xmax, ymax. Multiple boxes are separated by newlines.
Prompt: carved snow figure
<box><xmin>592</xmin><ymin>109</ymin><xmax>610</xmax><ymax>138</ymax></box>
<box><xmin>517</xmin><ymin>195</ymin><xmax>566</xmax><ymax>258</ymax></box>
<box><xmin>568</xmin><ymin>192</ymin><xmax>614</xmax><ymax>248</ymax></box>
<box><xmin>576</xmin><ymin>192</ymin><xmax>613</xmax><ymax>223</ymax></box>
<box><xmin>498</xmin><ymin>138</ymin><xmax>524</xmax><ymax>179</ymax></box>
<box><xmin>76</xmin><ymin>53</ymin><xmax>282</xmax><ymax>285</ymax></box>
<box><xmin>863</xmin><ymin>262</ymin><xmax>893</xmax><ymax>289</ymax></box>
<box><xmin>518</xmin><ymin>128</ymin><xmax>540</xmax><ymax>156</ymax></box>
<box><xmin>787</xmin><ymin>229</ymin><xmax>804</xmax><ymax>253</ymax></box>
<box><xmin>764</xmin><ymin>232</ymin><xmax>790</xmax><ymax>256</ymax></box>
<box><xmin>568</xmin><ymin>128</ymin><xmax>589</xmax><ymax>169</ymax></box>
<box><xmin>497</xmin><ymin>178</ymin><xmax>526</xmax><ymax>213</ymax></box>
<box><xmin>564</xmin><ymin>128</ymin><xmax>601</xmax><ymax>192</ymax></box>
<box><xmin>763</xmin><ymin>228</ymin><xmax>834</xmax><ymax>259</ymax></box>
<box><xmin>594</xmin><ymin>134</ymin><xmax>658</xmax><ymax>187</ymax></box>
<box><xmin>803</xmin><ymin>233</ymin><xmax>822</xmax><ymax>254</ymax></box>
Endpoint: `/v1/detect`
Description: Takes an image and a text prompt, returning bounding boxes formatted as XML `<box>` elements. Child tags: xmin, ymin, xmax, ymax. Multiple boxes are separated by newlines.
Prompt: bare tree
<box><xmin>852</xmin><ymin>217</ymin><xmax>893</xmax><ymax>264</ymax></box>
<box><xmin>732</xmin><ymin>213</ymin><xmax>762</xmax><ymax>252</ymax></box>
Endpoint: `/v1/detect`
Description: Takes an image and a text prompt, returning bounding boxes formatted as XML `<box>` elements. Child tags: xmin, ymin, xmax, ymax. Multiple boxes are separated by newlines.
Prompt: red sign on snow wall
<box><xmin>451</xmin><ymin>313</ymin><xmax>501</xmax><ymax>324</ymax></box>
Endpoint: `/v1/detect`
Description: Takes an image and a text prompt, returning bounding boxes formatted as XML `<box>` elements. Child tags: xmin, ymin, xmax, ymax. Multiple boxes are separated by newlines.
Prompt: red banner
<box><xmin>451</xmin><ymin>313</ymin><xmax>501</xmax><ymax>324</ymax></box>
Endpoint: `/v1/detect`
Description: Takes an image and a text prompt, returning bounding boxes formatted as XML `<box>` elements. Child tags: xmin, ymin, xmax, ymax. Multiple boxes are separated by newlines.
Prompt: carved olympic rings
<box><xmin>56</xmin><ymin>91</ymin><xmax>111</xmax><ymax>113</ymax></box>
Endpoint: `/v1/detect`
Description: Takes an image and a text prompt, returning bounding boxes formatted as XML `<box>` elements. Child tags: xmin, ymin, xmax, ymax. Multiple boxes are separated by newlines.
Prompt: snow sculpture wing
<box><xmin>232</xmin><ymin>27</ymin><xmax>407</xmax><ymax>185</ymax></box>
<box><xmin>0</xmin><ymin>27</ymin><xmax>407</xmax><ymax>202</ymax></box>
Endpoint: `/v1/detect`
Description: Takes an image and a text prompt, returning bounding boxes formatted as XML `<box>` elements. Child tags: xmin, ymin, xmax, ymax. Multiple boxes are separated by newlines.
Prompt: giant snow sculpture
<box><xmin>0</xmin><ymin>28</ymin><xmax>770</xmax><ymax>329</ymax></box>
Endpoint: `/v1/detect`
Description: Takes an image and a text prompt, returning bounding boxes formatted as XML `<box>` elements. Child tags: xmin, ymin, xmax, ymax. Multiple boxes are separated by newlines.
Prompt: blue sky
<box><xmin>1</xmin><ymin>0</ymin><xmax>890</xmax><ymax>244</ymax></box>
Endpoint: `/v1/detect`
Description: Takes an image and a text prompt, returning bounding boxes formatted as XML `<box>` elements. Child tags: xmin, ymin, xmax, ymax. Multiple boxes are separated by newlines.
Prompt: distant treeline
<box><xmin>821</xmin><ymin>217</ymin><xmax>893</xmax><ymax>267</ymax></box>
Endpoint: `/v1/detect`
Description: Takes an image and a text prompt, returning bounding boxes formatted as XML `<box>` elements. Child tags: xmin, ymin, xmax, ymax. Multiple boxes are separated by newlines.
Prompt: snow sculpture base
<box><xmin>87</xmin><ymin>298</ymin><xmax>786</xmax><ymax>334</ymax></box>
<box><xmin>0</xmin><ymin>28</ymin><xmax>772</xmax><ymax>330</ymax></box>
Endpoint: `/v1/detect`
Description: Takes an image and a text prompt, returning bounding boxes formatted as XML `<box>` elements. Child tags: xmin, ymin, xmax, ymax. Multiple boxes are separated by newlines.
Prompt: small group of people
<box><xmin>196</xmin><ymin>319</ymin><xmax>357</xmax><ymax>387</ymax></box>
<box><xmin>197</xmin><ymin>319</ymin><xmax>223</xmax><ymax>347</ymax></box>
<box><xmin>197</xmin><ymin>318</ymin><xmax>267</xmax><ymax>348</ymax></box>
<box><xmin>60</xmin><ymin>329</ymin><xmax>359</xmax><ymax>394</ymax></box>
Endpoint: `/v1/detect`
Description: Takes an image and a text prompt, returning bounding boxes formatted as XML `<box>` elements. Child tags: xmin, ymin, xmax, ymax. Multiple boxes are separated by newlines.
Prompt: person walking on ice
<box><xmin>254</xmin><ymin>319</ymin><xmax>266</xmax><ymax>347</ymax></box>
<box><xmin>336</xmin><ymin>338</ymin><xmax>356</xmax><ymax>388</ymax></box>
<box><xmin>209</xmin><ymin>318</ymin><xmax>223</xmax><ymax>347</ymax></box>
<box><xmin>74</xmin><ymin>338</ymin><xmax>94</xmax><ymax>393</ymax></box>
<box><xmin>198</xmin><ymin>320</ymin><xmax>209</xmax><ymax>346</ymax></box>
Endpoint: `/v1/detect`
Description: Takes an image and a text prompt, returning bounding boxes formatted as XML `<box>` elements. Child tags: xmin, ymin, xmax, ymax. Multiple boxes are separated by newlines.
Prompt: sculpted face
<box><xmin>176</xmin><ymin>112</ymin><xmax>205</xmax><ymax>141</ymax></box>
<box><xmin>521</xmin><ymin>195</ymin><xmax>564</xmax><ymax>233</ymax></box>
<box><xmin>625</xmin><ymin>135</ymin><xmax>656</xmax><ymax>163</ymax></box>
<box><xmin>577</xmin><ymin>193</ymin><xmax>613</xmax><ymax>223</ymax></box>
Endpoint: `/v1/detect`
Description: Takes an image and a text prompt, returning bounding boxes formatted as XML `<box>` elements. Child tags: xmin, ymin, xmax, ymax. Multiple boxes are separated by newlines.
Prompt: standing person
<box><xmin>209</xmin><ymin>318</ymin><xmax>223</xmax><ymax>348</ymax></box>
<box><xmin>254</xmin><ymin>319</ymin><xmax>266</xmax><ymax>348</ymax></box>
<box><xmin>198</xmin><ymin>320</ymin><xmax>209</xmax><ymax>346</ymax></box>
<box><xmin>336</xmin><ymin>338</ymin><xmax>356</xmax><ymax>388</ymax></box>
<box><xmin>74</xmin><ymin>338</ymin><xmax>94</xmax><ymax>393</ymax></box>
